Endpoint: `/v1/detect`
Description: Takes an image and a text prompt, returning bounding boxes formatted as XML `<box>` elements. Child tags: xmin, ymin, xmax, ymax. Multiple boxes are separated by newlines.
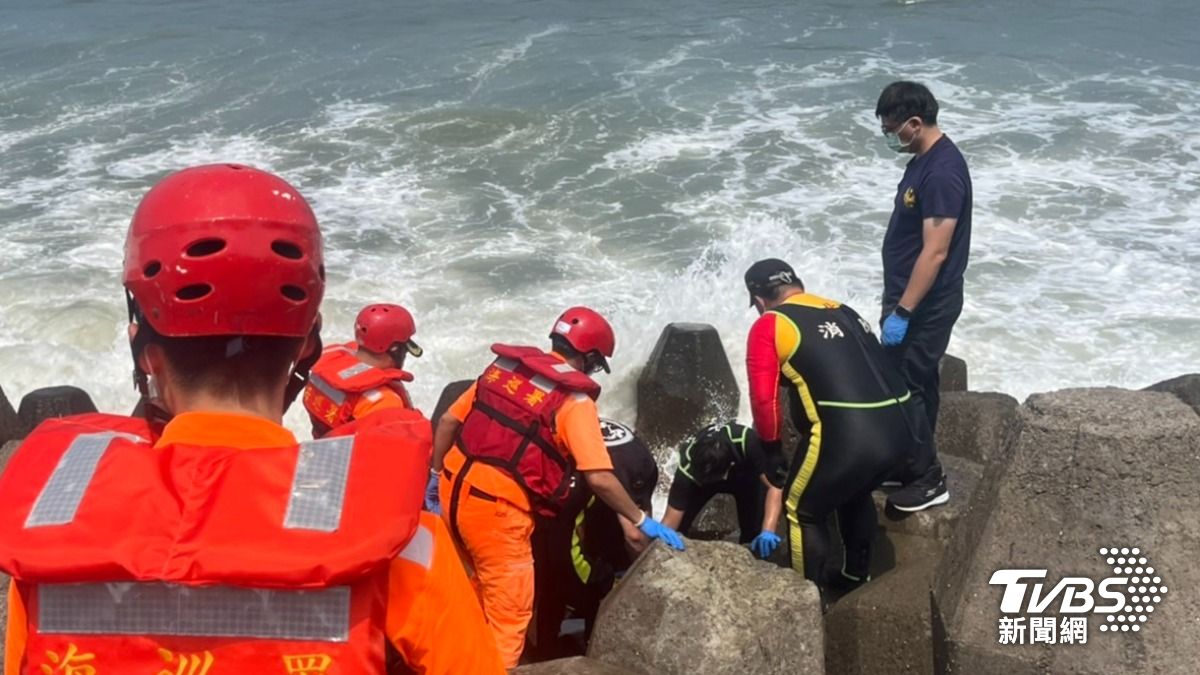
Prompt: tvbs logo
<box><xmin>988</xmin><ymin>547</ymin><xmax>1168</xmax><ymax>645</ymax></box>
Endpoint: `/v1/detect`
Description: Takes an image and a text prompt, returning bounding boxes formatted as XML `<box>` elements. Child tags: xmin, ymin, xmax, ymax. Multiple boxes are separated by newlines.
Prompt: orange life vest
<box><xmin>0</xmin><ymin>409</ymin><xmax>431</xmax><ymax>675</ymax></box>
<box><xmin>453</xmin><ymin>345</ymin><xmax>600</xmax><ymax>517</ymax></box>
<box><xmin>304</xmin><ymin>342</ymin><xmax>414</xmax><ymax>433</ymax></box>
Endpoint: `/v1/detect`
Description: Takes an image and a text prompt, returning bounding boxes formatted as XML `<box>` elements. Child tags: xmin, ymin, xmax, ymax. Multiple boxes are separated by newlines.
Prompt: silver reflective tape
<box><xmin>552</xmin><ymin>363</ymin><xmax>575</xmax><ymax>374</ymax></box>
<box><xmin>494</xmin><ymin>358</ymin><xmax>518</xmax><ymax>372</ymax></box>
<box><xmin>529</xmin><ymin>375</ymin><xmax>556</xmax><ymax>393</ymax></box>
<box><xmin>309</xmin><ymin>373</ymin><xmax>346</xmax><ymax>405</ymax></box>
<box><xmin>284</xmin><ymin>436</ymin><xmax>354</xmax><ymax>532</ymax></box>
<box><xmin>398</xmin><ymin>525</ymin><xmax>434</xmax><ymax>570</ymax></box>
<box><xmin>39</xmin><ymin>582</ymin><xmax>350</xmax><ymax>642</ymax></box>
<box><xmin>26</xmin><ymin>433</ymin><xmax>137</xmax><ymax>528</ymax></box>
<box><xmin>337</xmin><ymin>362</ymin><xmax>371</xmax><ymax>381</ymax></box>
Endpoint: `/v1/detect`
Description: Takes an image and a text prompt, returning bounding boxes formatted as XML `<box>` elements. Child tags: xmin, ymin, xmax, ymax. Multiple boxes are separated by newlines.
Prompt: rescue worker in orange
<box><xmin>304</xmin><ymin>303</ymin><xmax>423</xmax><ymax>438</ymax></box>
<box><xmin>0</xmin><ymin>164</ymin><xmax>504</xmax><ymax>674</ymax></box>
<box><xmin>430</xmin><ymin>308</ymin><xmax>685</xmax><ymax>668</ymax></box>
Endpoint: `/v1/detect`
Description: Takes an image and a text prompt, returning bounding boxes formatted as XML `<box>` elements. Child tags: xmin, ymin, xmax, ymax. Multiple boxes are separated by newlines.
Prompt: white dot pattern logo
<box><xmin>1098</xmin><ymin>546</ymin><xmax>1166</xmax><ymax>631</ymax></box>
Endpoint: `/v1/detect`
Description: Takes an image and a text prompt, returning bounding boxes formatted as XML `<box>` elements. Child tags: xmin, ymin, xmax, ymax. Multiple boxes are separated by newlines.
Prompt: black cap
<box><xmin>744</xmin><ymin>258</ymin><xmax>801</xmax><ymax>306</ymax></box>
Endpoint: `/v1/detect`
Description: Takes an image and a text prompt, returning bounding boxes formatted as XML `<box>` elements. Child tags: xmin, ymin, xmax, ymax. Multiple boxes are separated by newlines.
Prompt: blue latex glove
<box><xmin>750</xmin><ymin>531</ymin><xmax>781</xmax><ymax>559</ymax></box>
<box><xmin>423</xmin><ymin>472</ymin><xmax>441</xmax><ymax>514</ymax></box>
<box><xmin>881</xmin><ymin>311</ymin><xmax>910</xmax><ymax>346</ymax></box>
<box><xmin>639</xmin><ymin>516</ymin><xmax>686</xmax><ymax>550</ymax></box>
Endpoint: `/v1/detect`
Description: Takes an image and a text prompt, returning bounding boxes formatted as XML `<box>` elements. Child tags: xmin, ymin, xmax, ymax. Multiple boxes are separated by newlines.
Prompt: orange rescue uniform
<box><xmin>3</xmin><ymin>411</ymin><xmax>503</xmax><ymax>675</ymax></box>
<box><xmin>439</xmin><ymin>357</ymin><xmax>612</xmax><ymax>668</ymax></box>
<box><xmin>304</xmin><ymin>342</ymin><xmax>414</xmax><ymax>436</ymax></box>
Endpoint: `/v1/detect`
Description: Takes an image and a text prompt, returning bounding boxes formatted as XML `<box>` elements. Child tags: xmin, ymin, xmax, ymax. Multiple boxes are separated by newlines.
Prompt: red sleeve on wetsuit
<box><xmin>746</xmin><ymin>313</ymin><xmax>784</xmax><ymax>442</ymax></box>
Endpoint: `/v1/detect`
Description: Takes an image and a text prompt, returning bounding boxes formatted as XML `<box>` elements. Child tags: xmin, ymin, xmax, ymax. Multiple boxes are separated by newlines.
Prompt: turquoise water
<box><xmin>1</xmin><ymin>0</ymin><xmax>1198</xmax><ymax>430</ymax></box>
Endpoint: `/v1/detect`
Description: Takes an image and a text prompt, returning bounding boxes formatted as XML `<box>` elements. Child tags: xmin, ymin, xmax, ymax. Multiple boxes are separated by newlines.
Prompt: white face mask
<box><xmin>883</xmin><ymin>118</ymin><xmax>918</xmax><ymax>153</ymax></box>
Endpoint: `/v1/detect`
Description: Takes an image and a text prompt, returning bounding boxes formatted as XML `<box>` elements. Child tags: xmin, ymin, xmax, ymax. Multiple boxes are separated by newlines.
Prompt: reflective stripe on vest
<box><xmin>529</xmin><ymin>375</ymin><xmax>556</xmax><ymax>393</ymax></box>
<box><xmin>26</xmin><ymin>432</ymin><xmax>143</xmax><ymax>528</ymax></box>
<box><xmin>338</xmin><ymin>362</ymin><xmax>371</xmax><ymax>381</ymax></box>
<box><xmin>398</xmin><ymin>524</ymin><xmax>433</xmax><ymax>570</ymax></box>
<box><xmin>38</xmin><ymin>582</ymin><xmax>351</xmax><ymax>641</ymax></box>
<box><xmin>308</xmin><ymin>372</ymin><xmax>348</xmax><ymax>406</ymax></box>
<box><xmin>284</xmin><ymin>436</ymin><xmax>354</xmax><ymax>532</ymax></box>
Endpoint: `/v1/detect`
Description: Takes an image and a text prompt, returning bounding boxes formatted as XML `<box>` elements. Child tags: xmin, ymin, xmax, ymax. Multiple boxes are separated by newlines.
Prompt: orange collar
<box><xmin>155</xmin><ymin>411</ymin><xmax>297</xmax><ymax>450</ymax></box>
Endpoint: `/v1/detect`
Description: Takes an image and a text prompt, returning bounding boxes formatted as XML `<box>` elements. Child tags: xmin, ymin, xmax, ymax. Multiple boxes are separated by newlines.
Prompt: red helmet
<box><xmin>355</xmin><ymin>304</ymin><xmax>422</xmax><ymax>357</ymax></box>
<box><xmin>550</xmin><ymin>306</ymin><xmax>615</xmax><ymax>373</ymax></box>
<box><xmin>123</xmin><ymin>164</ymin><xmax>324</xmax><ymax>338</ymax></box>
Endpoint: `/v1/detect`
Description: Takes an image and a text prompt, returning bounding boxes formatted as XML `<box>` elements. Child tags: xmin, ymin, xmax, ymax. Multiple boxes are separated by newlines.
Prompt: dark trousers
<box><xmin>788</xmin><ymin>487</ymin><xmax>877</xmax><ymax>582</ymax></box>
<box><xmin>883</xmin><ymin>287</ymin><xmax>963</xmax><ymax>478</ymax></box>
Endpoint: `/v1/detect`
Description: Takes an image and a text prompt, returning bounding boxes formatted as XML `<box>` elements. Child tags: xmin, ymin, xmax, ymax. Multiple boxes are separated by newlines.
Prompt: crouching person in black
<box><xmin>529</xmin><ymin>418</ymin><xmax>658</xmax><ymax>660</ymax></box>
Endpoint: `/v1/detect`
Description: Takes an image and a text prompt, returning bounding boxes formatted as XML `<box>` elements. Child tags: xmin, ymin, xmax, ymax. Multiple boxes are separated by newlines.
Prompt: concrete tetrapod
<box><xmin>589</xmin><ymin>539</ymin><xmax>824</xmax><ymax>675</ymax></box>
<box><xmin>636</xmin><ymin>323</ymin><xmax>739</xmax><ymax>453</ymax></box>
<box><xmin>933</xmin><ymin>388</ymin><xmax>1200</xmax><ymax>675</ymax></box>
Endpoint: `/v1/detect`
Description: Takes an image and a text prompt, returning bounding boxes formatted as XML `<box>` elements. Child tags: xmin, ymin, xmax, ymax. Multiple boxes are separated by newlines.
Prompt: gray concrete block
<box><xmin>875</xmin><ymin>453</ymin><xmax>984</xmax><ymax>543</ymax></box>
<box><xmin>939</xmin><ymin>354</ymin><xmax>968</xmax><ymax>392</ymax></box>
<box><xmin>17</xmin><ymin>386</ymin><xmax>97</xmax><ymax>435</ymax></box>
<box><xmin>0</xmin><ymin>440</ymin><xmax>18</xmax><ymax>474</ymax></box>
<box><xmin>589</xmin><ymin>539</ymin><xmax>824</xmax><ymax>675</ymax></box>
<box><xmin>825</xmin><ymin>564</ymin><xmax>936</xmax><ymax>674</ymax></box>
<box><xmin>1144</xmin><ymin>373</ymin><xmax>1200</xmax><ymax>416</ymax></box>
<box><xmin>0</xmin><ymin>384</ymin><xmax>18</xmax><ymax>446</ymax></box>
<box><xmin>935</xmin><ymin>391</ymin><xmax>1020</xmax><ymax>465</ymax></box>
<box><xmin>517</xmin><ymin>657</ymin><xmax>640</xmax><ymax>675</ymax></box>
<box><xmin>687</xmin><ymin>493</ymin><xmax>739</xmax><ymax>541</ymax></box>
<box><xmin>934</xmin><ymin>388</ymin><xmax>1200</xmax><ymax>674</ymax></box>
<box><xmin>636</xmin><ymin>324</ymin><xmax>738</xmax><ymax>452</ymax></box>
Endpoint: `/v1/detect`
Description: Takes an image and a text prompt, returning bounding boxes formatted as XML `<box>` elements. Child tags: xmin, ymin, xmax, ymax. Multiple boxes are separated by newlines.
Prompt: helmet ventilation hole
<box><xmin>272</xmin><ymin>240</ymin><xmax>304</xmax><ymax>260</ymax></box>
<box><xmin>143</xmin><ymin>261</ymin><xmax>162</xmax><ymax>278</ymax></box>
<box><xmin>176</xmin><ymin>284</ymin><xmax>213</xmax><ymax>301</ymax></box>
<box><xmin>281</xmin><ymin>285</ymin><xmax>307</xmax><ymax>301</ymax></box>
<box><xmin>186</xmin><ymin>239</ymin><xmax>227</xmax><ymax>257</ymax></box>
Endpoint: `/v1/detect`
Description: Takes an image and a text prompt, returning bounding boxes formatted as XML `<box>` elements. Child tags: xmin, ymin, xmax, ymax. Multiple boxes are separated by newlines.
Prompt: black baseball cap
<box><xmin>744</xmin><ymin>258</ymin><xmax>801</xmax><ymax>306</ymax></box>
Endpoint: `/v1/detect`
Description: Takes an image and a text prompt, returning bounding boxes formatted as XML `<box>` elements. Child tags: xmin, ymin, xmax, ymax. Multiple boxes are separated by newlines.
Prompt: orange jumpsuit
<box><xmin>438</xmin><ymin>365</ymin><xmax>613</xmax><ymax>669</ymax></box>
<box><xmin>3</xmin><ymin>411</ymin><xmax>504</xmax><ymax>675</ymax></box>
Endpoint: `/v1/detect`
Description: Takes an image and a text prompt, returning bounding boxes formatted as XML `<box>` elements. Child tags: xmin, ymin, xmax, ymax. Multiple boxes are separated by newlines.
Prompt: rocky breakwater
<box><xmin>588</xmin><ymin>538</ymin><xmax>825</xmax><ymax>675</ymax></box>
<box><xmin>932</xmin><ymin>385</ymin><xmax>1200</xmax><ymax>674</ymax></box>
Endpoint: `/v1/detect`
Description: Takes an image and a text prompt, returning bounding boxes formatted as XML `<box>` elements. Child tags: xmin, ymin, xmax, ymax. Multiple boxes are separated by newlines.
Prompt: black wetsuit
<box><xmin>529</xmin><ymin>419</ymin><xmax>657</xmax><ymax>659</ymax></box>
<box><xmin>746</xmin><ymin>293</ymin><xmax>928</xmax><ymax>581</ymax></box>
<box><xmin>666</xmin><ymin>423</ymin><xmax>781</xmax><ymax>544</ymax></box>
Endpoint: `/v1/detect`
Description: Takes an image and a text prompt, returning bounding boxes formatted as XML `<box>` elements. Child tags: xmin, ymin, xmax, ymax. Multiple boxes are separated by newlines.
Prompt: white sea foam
<box><xmin>1</xmin><ymin>5</ymin><xmax>1197</xmax><ymax>446</ymax></box>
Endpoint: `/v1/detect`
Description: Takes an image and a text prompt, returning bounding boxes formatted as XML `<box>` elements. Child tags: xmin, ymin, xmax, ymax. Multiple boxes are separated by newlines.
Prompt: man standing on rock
<box><xmin>743</xmin><ymin>259</ymin><xmax>927</xmax><ymax>590</ymax></box>
<box><xmin>874</xmin><ymin>80</ymin><xmax>971</xmax><ymax>510</ymax></box>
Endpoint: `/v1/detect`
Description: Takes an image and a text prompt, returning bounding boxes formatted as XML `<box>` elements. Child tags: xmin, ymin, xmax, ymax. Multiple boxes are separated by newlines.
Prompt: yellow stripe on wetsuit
<box><xmin>571</xmin><ymin>496</ymin><xmax>595</xmax><ymax>583</ymax></box>
<box><xmin>768</xmin><ymin>310</ymin><xmax>823</xmax><ymax>575</ymax></box>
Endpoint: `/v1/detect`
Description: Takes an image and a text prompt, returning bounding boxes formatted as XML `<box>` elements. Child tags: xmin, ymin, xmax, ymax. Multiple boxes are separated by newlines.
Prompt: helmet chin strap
<box><xmin>283</xmin><ymin>323</ymin><xmax>322</xmax><ymax>415</ymax></box>
<box><xmin>126</xmin><ymin>292</ymin><xmax>174</xmax><ymax>435</ymax></box>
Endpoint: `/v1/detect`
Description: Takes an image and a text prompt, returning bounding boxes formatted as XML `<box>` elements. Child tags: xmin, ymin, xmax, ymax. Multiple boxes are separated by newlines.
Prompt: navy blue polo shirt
<box><xmin>882</xmin><ymin>135</ymin><xmax>972</xmax><ymax>307</ymax></box>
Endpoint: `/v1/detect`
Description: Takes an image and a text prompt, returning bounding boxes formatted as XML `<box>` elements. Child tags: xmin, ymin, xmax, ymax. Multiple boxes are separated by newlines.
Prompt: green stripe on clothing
<box><xmin>816</xmin><ymin>390</ymin><xmax>912</xmax><ymax>409</ymax></box>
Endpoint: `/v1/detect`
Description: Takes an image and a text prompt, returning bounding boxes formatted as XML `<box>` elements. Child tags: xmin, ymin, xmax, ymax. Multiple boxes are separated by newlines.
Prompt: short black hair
<box><xmin>156</xmin><ymin>334</ymin><xmax>306</xmax><ymax>398</ymax></box>
<box><xmin>685</xmin><ymin>425</ymin><xmax>736</xmax><ymax>486</ymax></box>
<box><xmin>875</xmin><ymin>81</ymin><xmax>939</xmax><ymax>126</ymax></box>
